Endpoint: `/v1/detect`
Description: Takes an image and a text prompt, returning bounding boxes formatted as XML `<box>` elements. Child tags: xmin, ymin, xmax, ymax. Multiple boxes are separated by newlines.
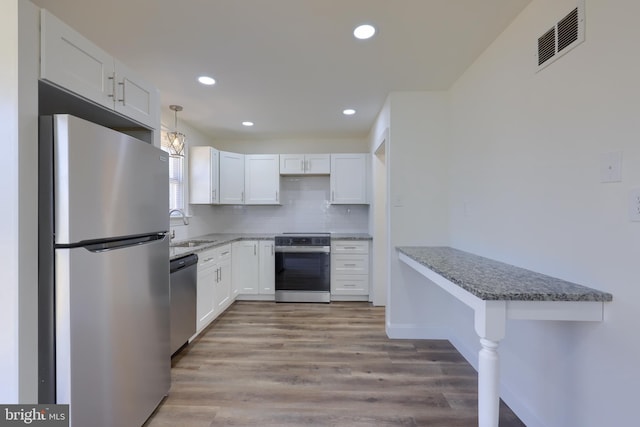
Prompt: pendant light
<box><xmin>167</xmin><ymin>104</ymin><xmax>186</xmax><ymax>157</ymax></box>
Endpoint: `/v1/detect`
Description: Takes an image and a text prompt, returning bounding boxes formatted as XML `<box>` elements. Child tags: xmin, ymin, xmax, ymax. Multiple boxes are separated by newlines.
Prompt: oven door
<box><xmin>275</xmin><ymin>247</ymin><xmax>330</xmax><ymax>292</ymax></box>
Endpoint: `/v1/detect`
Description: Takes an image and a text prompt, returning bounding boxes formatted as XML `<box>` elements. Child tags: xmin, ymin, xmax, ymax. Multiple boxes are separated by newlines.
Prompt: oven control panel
<box><xmin>275</xmin><ymin>234</ymin><xmax>330</xmax><ymax>247</ymax></box>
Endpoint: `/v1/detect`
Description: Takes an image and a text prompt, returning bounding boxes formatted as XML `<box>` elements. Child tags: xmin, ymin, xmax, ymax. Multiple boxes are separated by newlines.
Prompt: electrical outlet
<box><xmin>630</xmin><ymin>188</ymin><xmax>640</xmax><ymax>222</ymax></box>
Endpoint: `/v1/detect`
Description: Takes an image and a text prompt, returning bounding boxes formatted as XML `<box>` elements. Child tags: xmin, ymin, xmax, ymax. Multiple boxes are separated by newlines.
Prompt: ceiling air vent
<box><xmin>536</xmin><ymin>0</ymin><xmax>585</xmax><ymax>71</ymax></box>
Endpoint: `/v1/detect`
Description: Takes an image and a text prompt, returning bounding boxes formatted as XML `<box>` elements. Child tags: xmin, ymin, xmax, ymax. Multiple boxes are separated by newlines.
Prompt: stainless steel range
<box><xmin>274</xmin><ymin>233</ymin><xmax>331</xmax><ymax>303</ymax></box>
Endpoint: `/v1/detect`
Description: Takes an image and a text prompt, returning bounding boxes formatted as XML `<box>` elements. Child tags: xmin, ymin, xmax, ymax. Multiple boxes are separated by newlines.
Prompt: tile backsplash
<box><xmin>186</xmin><ymin>176</ymin><xmax>369</xmax><ymax>235</ymax></box>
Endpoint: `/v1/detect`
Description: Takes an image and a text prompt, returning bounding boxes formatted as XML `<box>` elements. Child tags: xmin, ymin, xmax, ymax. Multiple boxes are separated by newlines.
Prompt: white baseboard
<box><xmin>235</xmin><ymin>294</ymin><xmax>275</xmax><ymax>301</ymax></box>
<box><xmin>331</xmin><ymin>295</ymin><xmax>369</xmax><ymax>302</ymax></box>
<box><xmin>385</xmin><ymin>322</ymin><xmax>449</xmax><ymax>340</ymax></box>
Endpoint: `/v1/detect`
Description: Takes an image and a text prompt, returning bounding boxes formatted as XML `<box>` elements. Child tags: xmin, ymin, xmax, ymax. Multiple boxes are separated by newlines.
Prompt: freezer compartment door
<box><xmin>50</xmin><ymin>114</ymin><xmax>169</xmax><ymax>244</ymax></box>
<box><xmin>55</xmin><ymin>237</ymin><xmax>170</xmax><ymax>427</ymax></box>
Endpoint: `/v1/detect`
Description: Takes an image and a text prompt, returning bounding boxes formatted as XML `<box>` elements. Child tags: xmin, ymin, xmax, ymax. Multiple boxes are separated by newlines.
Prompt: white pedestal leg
<box><xmin>474</xmin><ymin>300</ymin><xmax>506</xmax><ymax>427</ymax></box>
<box><xmin>478</xmin><ymin>338</ymin><xmax>500</xmax><ymax>427</ymax></box>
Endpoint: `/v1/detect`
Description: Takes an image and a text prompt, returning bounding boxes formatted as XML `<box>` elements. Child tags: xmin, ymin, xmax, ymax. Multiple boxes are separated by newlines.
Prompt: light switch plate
<box><xmin>629</xmin><ymin>188</ymin><xmax>640</xmax><ymax>222</ymax></box>
<box><xmin>600</xmin><ymin>151</ymin><xmax>623</xmax><ymax>183</ymax></box>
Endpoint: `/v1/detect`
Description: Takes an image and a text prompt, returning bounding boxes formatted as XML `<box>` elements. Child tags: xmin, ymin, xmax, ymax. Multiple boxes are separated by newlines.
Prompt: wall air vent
<box><xmin>536</xmin><ymin>0</ymin><xmax>585</xmax><ymax>71</ymax></box>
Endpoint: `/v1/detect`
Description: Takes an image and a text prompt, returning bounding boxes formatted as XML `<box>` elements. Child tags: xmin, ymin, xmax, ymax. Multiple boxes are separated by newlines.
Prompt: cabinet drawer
<box><xmin>331</xmin><ymin>276</ymin><xmax>369</xmax><ymax>295</ymax></box>
<box><xmin>331</xmin><ymin>240</ymin><xmax>369</xmax><ymax>254</ymax></box>
<box><xmin>332</xmin><ymin>254</ymin><xmax>369</xmax><ymax>275</ymax></box>
<box><xmin>216</xmin><ymin>245</ymin><xmax>231</xmax><ymax>261</ymax></box>
<box><xmin>198</xmin><ymin>249</ymin><xmax>217</xmax><ymax>270</ymax></box>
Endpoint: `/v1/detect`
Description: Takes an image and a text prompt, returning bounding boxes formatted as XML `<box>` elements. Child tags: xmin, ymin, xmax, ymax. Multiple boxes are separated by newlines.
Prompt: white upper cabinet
<box><xmin>219</xmin><ymin>151</ymin><xmax>245</xmax><ymax>204</ymax></box>
<box><xmin>40</xmin><ymin>10</ymin><xmax>158</xmax><ymax>129</ymax></box>
<box><xmin>245</xmin><ymin>155</ymin><xmax>280</xmax><ymax>205</ymax></box>
<box><xmin>190</xmin><ymin>146</ymin><xmax>220</xmax><ymax>204</ymax></box>
<box><xmin>280</xmin><ymin>154</ymin><xmax>330</xmax><ymax>175</ymax></box>
<box><xmin>40</xmin><ymin>10</ymin><xmax>112</xmax><ymax>108</ymax></box>
<box><xmin>112</xmin><ymin>59</ymin><xmax>159</xmax><ymax>127</ymax></box>
<box><xmin>330</xmin><ymin>153</ymin><xmax>369</xmax><ymax>204</ymax></box>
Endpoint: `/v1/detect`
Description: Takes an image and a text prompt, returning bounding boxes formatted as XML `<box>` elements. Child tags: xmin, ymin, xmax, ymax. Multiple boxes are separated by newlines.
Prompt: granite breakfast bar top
<box><xmin>396</xmin><ymin>246</ymin><xmax>612</xmax><ymax>302</ymax></box>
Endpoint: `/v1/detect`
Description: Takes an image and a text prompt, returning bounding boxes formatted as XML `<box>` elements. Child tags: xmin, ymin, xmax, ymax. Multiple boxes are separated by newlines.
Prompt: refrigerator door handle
<box><xmin>78</xmin><ymin>233</ymin><xmax>168</xmax><ymax>253</ymax></box>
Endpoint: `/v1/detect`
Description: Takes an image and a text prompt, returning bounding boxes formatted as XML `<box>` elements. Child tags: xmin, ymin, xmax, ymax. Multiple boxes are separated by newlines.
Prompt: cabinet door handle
<box><xmin>254</xmin><ymin>244</ymin><xmax>257</xmax><ymax>256</ymax></box>
<box><xmin>300</xmin><ymin>160</ymin><xmax>304</xmax><ymax>172</ymax></box>
<box><xmin>241</xmin><ymin>191</ymin><xmax>244</xmax><ymax>202</ymax></box>
<box><xmin>117</xmin><ymin>81</ymin><xmax>125</xmax><ymax>104</ymax></box>
<box><xmin>307</xmin><ymin>159</ymin><xmax>311</xmax><ymax>171</ymax></box>
<box><xmin>221</xmin><ymin>251</ymin><xmax>230</xmax><ymax>256</ymax></box>
<box><xmin>332</xmin><ymin>191</ymin><xmax>335</xmax><ymax>202</ymax></box>
<box><xmin>219</xmin><ymin>267</ymin><xmax>222</xmax><ymax>282</ymax></box>
<box><xmin>271</xmin><ymin>244</ymin><xmax>274</xmax><ymax>256</ymax></box>
<box><xmin>108</xmin><ymin>74</ymin><xmax>116</xmax><ymax>99</ymax></box>
<box><xmin>212</xmin><ymin>189</ymin><xmax>216</xmax><ymax>201</ymax></box>
<box><xmin>276</xmin><ymin>191</ymin><xmax>278</xmax><ymax>202</ymax></box>
<box><xmin>344</xmin><ymin>263</ymin><xmax>357</xmax><ymax>267</ymax></box>
<box><xmin>344</xmin><ymin>246</ymin><xmax>357</xmax><ymax>250</ymax></box>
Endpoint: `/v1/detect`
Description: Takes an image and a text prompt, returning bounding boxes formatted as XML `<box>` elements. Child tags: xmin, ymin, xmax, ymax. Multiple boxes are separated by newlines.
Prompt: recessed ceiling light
<box><xmin>343</xmin><ymin>109</ymin><xmax>356</xmax><ymax>116</ymax></box>
<box><xmin>242</xmin><ymin>121</ymin><xmax>254</xmax><ymax>127</ymax></box>
<box><xmin>198</xmin><ymin>76</ymin><xmax>216</xmax><ymax>85</ymax></box>
<box><xmin>353</xmin><ymin>24</ymin><xmax>376</xmax><ymax>40</ymax></box>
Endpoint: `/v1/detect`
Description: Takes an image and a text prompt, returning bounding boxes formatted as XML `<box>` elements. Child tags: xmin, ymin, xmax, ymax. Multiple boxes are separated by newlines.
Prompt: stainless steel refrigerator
<box><xmin>38</xmin><ymin>114</ymin><xmax>171</xmax><ymax>427</ymax></box>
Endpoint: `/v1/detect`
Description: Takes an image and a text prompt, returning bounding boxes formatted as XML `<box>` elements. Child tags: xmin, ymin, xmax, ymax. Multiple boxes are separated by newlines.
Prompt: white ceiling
<box><xmin>30</xmin><ymin>0</ymin><xmax>531</xmax><ymax>141</ymax></box>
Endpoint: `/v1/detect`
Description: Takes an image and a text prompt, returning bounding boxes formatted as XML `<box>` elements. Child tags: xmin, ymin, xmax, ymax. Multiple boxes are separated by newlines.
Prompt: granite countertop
<box><xmin>331</xmin><ymin>233</ymin><xmax>373</xmax><ymax>240</ymax></box>
<box><xmin>170</xmin><ymin>234</ymin><xmax>274</xmax><ymax>259</ymax></box>
<box><xmin>397</xmin><ymin>246</ymin><xmax>613</xmax><ymax>302</ymax></box>
<box><xmin>171</xmin><ymin>232</ymin><xmax>372</xmax><ymax>259</ymax></box>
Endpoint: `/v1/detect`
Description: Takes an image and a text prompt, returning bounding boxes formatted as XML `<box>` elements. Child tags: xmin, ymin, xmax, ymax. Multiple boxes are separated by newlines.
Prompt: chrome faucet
<box><xmin>169</xmin><ymin>209</ymin><xmax>189</xmax><ymax>226</ymax></box>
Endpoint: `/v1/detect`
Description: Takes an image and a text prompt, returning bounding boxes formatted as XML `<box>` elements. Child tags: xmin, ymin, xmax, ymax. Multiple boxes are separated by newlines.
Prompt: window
<box><xmin>160</xmin><ymin>127</ymin><xmax>185</xmax><ymax>215</ymax></box>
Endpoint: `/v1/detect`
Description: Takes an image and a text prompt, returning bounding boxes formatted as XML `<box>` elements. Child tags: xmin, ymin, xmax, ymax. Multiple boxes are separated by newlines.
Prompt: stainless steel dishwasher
<box><xmin>170</xmin><ymin>254</ymin><xmax>198</xmax><ymax>355</ymax></box>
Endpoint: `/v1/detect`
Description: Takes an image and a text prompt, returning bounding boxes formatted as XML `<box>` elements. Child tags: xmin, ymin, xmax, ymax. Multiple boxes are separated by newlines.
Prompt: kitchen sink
<box><xmin>170</xmin><ymin>239</ymin><xmax>216</xmax><ymax>248</ymax></box>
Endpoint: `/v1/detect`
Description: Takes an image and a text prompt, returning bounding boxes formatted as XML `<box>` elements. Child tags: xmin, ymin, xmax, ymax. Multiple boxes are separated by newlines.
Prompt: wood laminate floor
<box><xmin>145</xmin><ymin>301</ymin><xmax>525</xmax><ymax>427</ymax></box>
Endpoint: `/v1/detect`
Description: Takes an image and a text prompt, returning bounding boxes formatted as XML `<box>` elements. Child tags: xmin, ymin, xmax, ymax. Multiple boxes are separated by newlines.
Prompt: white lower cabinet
<box><xmin>232</xmin><ymin>240</ymin><xmax>275</xmax><ymax>300</ymax></box>
<box><xmin>331</xmin><ymin>240</ymin><xmax>370</xmax><ymax>301</ymax></box>
<box><xmin>231</xmin><ymin>240</ymin><xmax>259</xmax><ymax>294</ymax></box>
<box><xmin>214</xmin><ymin>246</ymin><xmax>232</xmax><ymax>311</ymax></box>
<box><xmin>196</xmin><ymin>248</ymin><xmax>217</xmax><ymax>333</ymax></box>
<box><xmin>195</xmin><ymin>244</ymin><xmax>232</xmax><ymax>333</ymax></box>
<box><xmin>258</xmin><ymin>241</ymin><xmax>275</xmax><ymax>295</ymax></box>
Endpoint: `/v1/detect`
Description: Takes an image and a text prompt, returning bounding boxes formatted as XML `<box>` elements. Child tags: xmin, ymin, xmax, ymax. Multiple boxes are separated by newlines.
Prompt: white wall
<box><xmin>369</xmin><ymin>99</ymin><xmax>390</xmax><ymax>306</ymax></box>
<box><xmin>446</xmin><ymin>0</ymin><xmax>640</xmax><ymax>425</ymax></box>
<box><xmin>212</xmin><ymin>137</ymin><xmax>368</xmax><ymax>155</ymax></box>
<box><xmin>383</xmin><ymin>92</ymin><xmax>451</xmax><ymax>337</ymax></box>
<box><xmin>0</xmin><ymin>0</ymin><xmax>21</xmax><ymax>404</ymax></box>
<box><xmin>369</xmin><ymin>124</ymin><xmax>389</xmax><ymax>306</ymax></box>
<box><xmin>1</xmin><ymin>0</ymin><xmax>39</xmax><ymax>403</ymax></box>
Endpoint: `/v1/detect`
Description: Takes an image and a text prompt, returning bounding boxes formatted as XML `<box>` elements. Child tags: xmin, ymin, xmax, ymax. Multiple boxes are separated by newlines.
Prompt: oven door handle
<box><xmin>275</xmin><ymin>246</ymin><xmax>330</xmax><ymax>254</ymax></box>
